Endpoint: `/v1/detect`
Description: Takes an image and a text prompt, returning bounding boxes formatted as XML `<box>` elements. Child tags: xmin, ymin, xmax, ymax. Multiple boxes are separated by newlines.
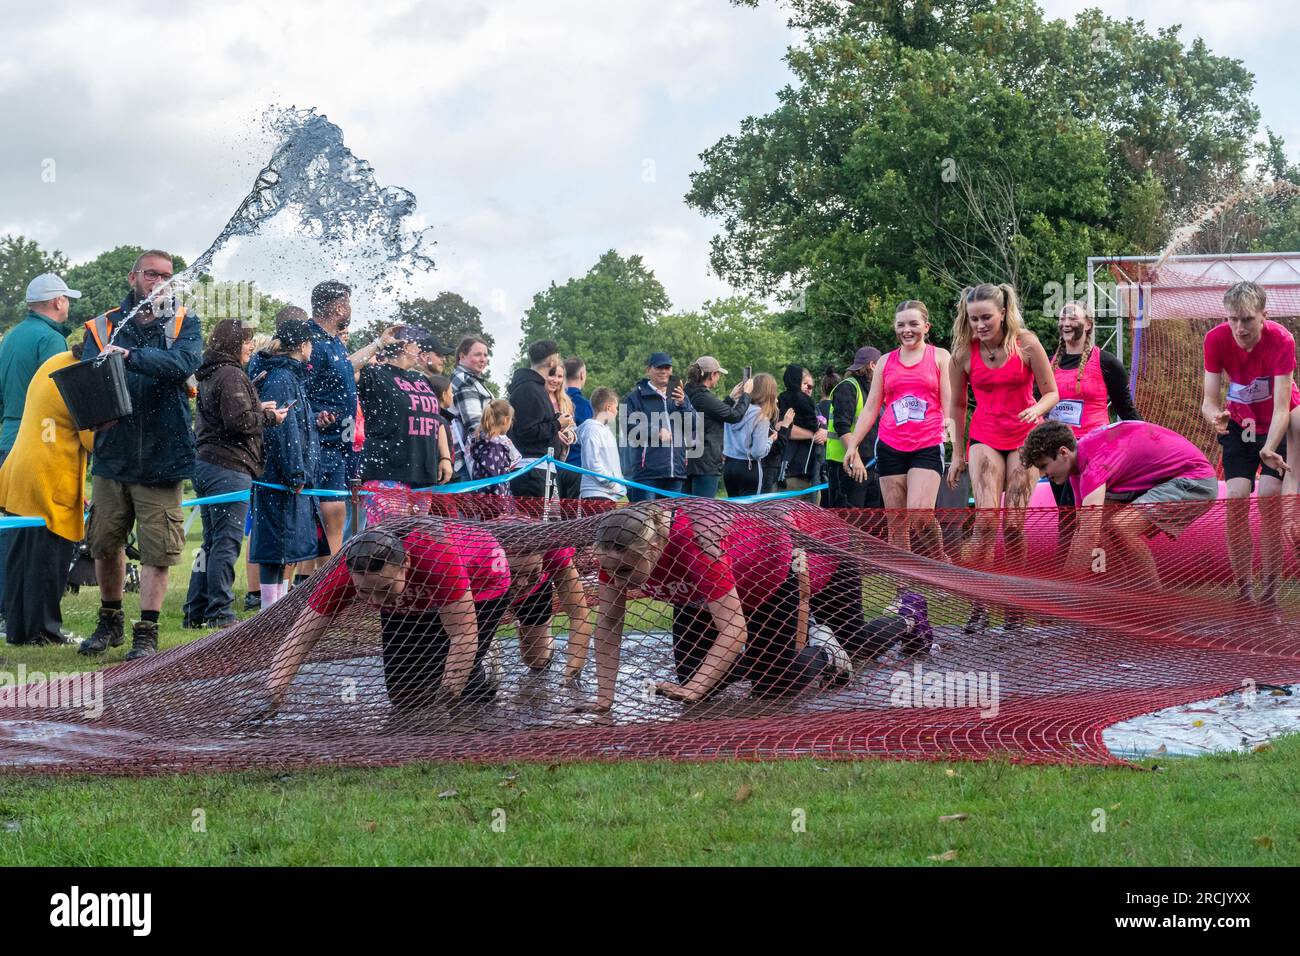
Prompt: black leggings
<box><xmin>670</xmin><ymin>574</ymin><xmax>824</xmax><ymax>699</ymax></box>
<box><xmin>723</xmin><ymin>457</ymin><xmax>763</xmax><ymax>498</ymax></box>
<box><xmin>810</xmin><ymin>570</ymin><xmax>925</xmax><ymax>659</ymax></box>
<box><xmin>379</xmin><ymin>595</ymin><xmax>509</xmax><ymax>711</ymax></box>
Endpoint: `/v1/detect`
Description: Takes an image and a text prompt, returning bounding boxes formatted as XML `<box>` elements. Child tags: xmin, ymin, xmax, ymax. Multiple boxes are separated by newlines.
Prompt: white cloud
<box><xmin>0</xmin><ymin>0</ymin><xmax>796</xmax><ymax>379</ymax></box>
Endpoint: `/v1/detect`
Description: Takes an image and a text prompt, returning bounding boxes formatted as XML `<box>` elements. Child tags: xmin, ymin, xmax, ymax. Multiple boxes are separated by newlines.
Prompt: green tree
<box><xmin>63</xmin><ymin>246</ymin><xmax>190</xmax><ymax>327</ymax></box>
<box><xmin>395</xmin><ymin>292</ymin><xmax>496</xmax><ymax>353</ymax></box>
<box><xmin>693</xmin><ymin>0</ymin><xmax>1261</xmax><ymax>359</ymax></box>
<box><xmin>660</xmin><ymin>296</ymin><xmax>798</xmax><ymax>393</ymax></box>
<box><xmin>519</xmin><ymin>251</ymin><xmax>671</xmax><ymax>390</ymax></box>
<box><xmin>0</xmin><ymin>235</ymin><xmax>70</xmax><ymax>333</ymax></box>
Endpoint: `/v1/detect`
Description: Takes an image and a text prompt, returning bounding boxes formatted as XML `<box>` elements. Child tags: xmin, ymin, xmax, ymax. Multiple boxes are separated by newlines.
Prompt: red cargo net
<box><xmin>2</xmin><ymin>488</ymin><xmax>1297</xmax><ymax>774</ymax></box>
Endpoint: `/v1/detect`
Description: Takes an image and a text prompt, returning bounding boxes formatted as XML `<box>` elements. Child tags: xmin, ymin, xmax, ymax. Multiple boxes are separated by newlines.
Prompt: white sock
<box><xmin>277</xmin><ymin>582</ymin><xmax>291</xmax><ymax>603</ymax></box>
<box><xmin>261</xmin><ymin>583</ymin><xmax>280</xmax><ymax>607</ymax></box>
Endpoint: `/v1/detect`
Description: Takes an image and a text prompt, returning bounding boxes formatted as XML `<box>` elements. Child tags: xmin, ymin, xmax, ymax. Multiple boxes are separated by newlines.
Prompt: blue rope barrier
<box><xmin>0</xmin><ymin>516</ymin><xmax>47</xmax><ymax>529</ymax></box>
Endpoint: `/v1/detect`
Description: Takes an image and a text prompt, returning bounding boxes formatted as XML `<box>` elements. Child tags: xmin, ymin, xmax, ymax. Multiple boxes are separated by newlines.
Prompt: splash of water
<box><xmin>1152</xmin><ymin>179</ymin><xmax>1300</xmax><ymax>274</ymax></box>
<box><xmin>110</xmin><ymin>106</ymin><xmax>435</xmax><ymax>341</ymax></box>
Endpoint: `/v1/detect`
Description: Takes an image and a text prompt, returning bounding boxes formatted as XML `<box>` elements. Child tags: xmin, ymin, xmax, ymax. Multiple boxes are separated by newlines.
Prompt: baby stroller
<box><xmin>65</xmin><ymin>506</ymin><xmax>142</xmax><ymax>595</ymax></box>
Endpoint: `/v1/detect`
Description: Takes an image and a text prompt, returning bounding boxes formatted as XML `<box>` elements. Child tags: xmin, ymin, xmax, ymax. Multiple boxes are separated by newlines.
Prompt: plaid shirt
<box><xmin>451</xmin><ymin>363</ymin><xmax>492</xmax><ymax>435</ymax></box>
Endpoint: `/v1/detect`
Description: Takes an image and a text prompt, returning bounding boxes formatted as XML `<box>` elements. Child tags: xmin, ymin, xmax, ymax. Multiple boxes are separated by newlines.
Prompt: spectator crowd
<box><xmin>0</xmin><ymin>250</ymin><xmax>891</xmax><ymax>651</ymax></box>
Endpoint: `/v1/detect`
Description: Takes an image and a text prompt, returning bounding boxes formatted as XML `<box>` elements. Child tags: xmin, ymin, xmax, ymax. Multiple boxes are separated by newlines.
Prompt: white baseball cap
<box><xmin>25</xmin><ymin>273</ymin><xmax>82</xmax><ymax>303</ymax></box>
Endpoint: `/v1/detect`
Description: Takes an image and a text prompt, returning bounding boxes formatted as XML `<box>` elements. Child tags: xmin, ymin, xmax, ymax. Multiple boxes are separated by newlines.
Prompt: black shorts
<box><xmin>875</xmin><ymin>438</ymin><xmax>945</xmax><ymax>477</ymax></box>
<box><xmin>515</xmin><ymin>576</ymin><xmax>555</xmax><ymax>629</ymax></box>
<box><xmin>1218</xmin><ymin>419</ymin><xmax>1287</xmax><ymax>485</ymax></box>
<box><xmin>968</xmin><ymin>437</ymin><xmax>1020</xmax><ymax>455</ymax></box>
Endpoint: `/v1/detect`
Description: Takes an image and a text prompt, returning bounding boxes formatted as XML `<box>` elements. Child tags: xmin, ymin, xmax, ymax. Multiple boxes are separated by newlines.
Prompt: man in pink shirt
<box><xmin>1200</xmin><ymin>281</ymin><xmax>1300</xmax><ymax>609</ymax></box>
<box><xmin>1021</xmin><ymin>420</ymin><xmax>1217</xmax><ymax>590</ymax></box>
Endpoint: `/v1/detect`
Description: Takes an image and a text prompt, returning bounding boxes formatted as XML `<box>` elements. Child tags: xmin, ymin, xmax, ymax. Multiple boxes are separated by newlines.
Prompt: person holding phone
<box><xmin>684</xmin><ymin>356</ymin><xmax>753</xmax><ymax>500</ymax></box>
<box><xmin>183</xmin><ymin>319</ymin><xmax>288</xmax><ymax>630</ymax></box>
<box><xmin>622</xmin><ymin>352</ymin><xmax>696</xmax><ymax>501</ymax></box>
<box><xmin>249</xmin><ymin>319</ymin><xmax>323</xmax><ymax>609</ymax></box>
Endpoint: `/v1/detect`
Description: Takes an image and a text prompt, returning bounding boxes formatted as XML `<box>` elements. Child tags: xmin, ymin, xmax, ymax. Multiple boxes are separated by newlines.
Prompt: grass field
<box><xmin>1</xmin><ymin>527</ymin><xmax>1298</xmax><ymax>865</ymax></box>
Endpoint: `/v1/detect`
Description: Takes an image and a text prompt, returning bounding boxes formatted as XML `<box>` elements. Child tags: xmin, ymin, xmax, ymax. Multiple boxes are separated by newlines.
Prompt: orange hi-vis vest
<box><xmin>84</xmin><ymin>305</ymin><xmax>197</xmax><ymax>398</ymax></box>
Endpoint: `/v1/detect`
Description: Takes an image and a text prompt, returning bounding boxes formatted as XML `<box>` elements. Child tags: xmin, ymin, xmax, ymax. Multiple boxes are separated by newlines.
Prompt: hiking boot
<box><xmin>78</xmin><ymin>608</ymin><xmax>125</xmax><ymax>655</ymax></box>
<box><xmin>125</xmin><ymin>620</ymin><xmax>159</xmax><ymax>660</ymax></box>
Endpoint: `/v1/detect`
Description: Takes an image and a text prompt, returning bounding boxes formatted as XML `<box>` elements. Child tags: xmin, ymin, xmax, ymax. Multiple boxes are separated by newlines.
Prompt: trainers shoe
<box><xmin>125</xmin><ymin>620</ymin><xmax>159</xmax><ymax>660</ymax></box>
<box><xmin>204</xmin><ymin>617</ymin><xmax>238</xmax><ymax>630</ymax></box>
<box><xmin>34</xmin><ymin>630</ymin><xmax>79</xmax><ymax>646</ymax></box>
<box><xmin>1003</xmin><ymin>608</ymin><xmax>1026</xmax><ymax>633</ymax></box>
<box><xmin>808</xmin><ymin>624</ymin><xmax>852</xmax><ymax>686</ymax></box>
<box><xmin>963</xmin><ymin>604</ymin><xmax>989</xmax><ymax>635</ymax></box>
<box><xmin>897</xmin><ymin>591</ymin><xmax>933</xmax><ymax>657</ymax></box>
<box><xmin>243</xmin><ymin>592</ymin><xmax>261</xmax><ymax>612</ymax></box>
<box><xmin>78</xmin><ymin>608</ymin><xmax>125</xmax><ymax>655</ymax></box>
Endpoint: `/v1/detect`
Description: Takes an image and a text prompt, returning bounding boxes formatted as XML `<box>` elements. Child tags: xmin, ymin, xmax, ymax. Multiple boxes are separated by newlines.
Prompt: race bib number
<box><xmin>1047</xmin><ymin>400</ymin><xmax>1084</xmax><ymax>427</ymax></box>
<box><xmin>1227</xmin><ymin>376</ymin><xmax>1272</xmax><ymax>405</ymax></box>
<box><xmin>891</xmin><ymin>395</ymin><xmax>928</xmax><ymax>426</ymax></box>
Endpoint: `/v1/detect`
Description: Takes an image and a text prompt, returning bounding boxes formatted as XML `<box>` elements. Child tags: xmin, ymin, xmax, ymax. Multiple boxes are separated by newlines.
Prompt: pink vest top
<box><xmin>1049</xmin><ymin>347</ymin><xmax>1109</xmax><ymax>437</ymax></box>
<box><xmin>969</xmin><ymin>343</ymin><xmax>1035</xmax><ymax>452</ymax></box>
<box><xmin>878</xmin><ymin>345</ymin><xmax>944</xmax><ymax>452</ymax></box>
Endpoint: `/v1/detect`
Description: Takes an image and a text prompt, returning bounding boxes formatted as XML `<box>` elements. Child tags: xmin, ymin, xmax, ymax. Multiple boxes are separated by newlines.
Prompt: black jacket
<box><xmin>685</xmin><ymin>382</ymin><xmax>750</xmax><ymax>477</ymax></box>
<box><xmin>506</xmin><ymin>366</ymin><xmax>560</xmax><ymax>458</ymax></box>
<box><xmin>195</xmin><ymin>350</ymin><xmax>273</xmax><ymax>477</ymax></box>
<box><xmin>82</xmin><ymin>295</ymin><xmax>203</xmax><ymax>485</ymax></box>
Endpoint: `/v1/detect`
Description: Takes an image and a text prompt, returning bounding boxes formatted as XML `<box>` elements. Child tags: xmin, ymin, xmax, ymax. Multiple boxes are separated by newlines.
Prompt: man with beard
<box><xmin>78</xmin><ymin>250</ymin><xmax>203</xmax><ymax>659</ymax></box>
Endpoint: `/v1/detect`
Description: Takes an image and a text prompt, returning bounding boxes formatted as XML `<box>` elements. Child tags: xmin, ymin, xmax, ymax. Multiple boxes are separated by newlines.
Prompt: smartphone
<box><xmin>280</xmin><ymin>399</ymin><xmax>298</xmax><ymax>412</ymax></box>
<box><xmin>252</xmin><ymin>371</ymin><xmax>269</xmax><ymax>385</ymax></box>
<box><xmin>743</xmin><ymin>365</ymin><xmax>752</xmax><ymax>382</ymax></box>
<box><xmin>668</xmin><ymin>375</ymin><xmax>681</xmax><ymax>393</ymax></box>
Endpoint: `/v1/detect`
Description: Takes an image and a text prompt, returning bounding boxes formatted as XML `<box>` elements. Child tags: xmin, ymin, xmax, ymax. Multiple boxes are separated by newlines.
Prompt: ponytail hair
<box><xmin>477</xmin><ymin>398</ymin><xmax>514</xmax><ymax>438</ymax></box>
<box><xmin>952</xmin><ymin>283</ymin><xmax>1025</xmax><ymax>359</ymax></box>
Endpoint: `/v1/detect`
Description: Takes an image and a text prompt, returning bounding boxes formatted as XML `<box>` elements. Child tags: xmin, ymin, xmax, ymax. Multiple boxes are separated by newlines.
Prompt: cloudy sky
<box><xmin>2</xmin><ymin>0</ymin><xmax>1298</xmax><ymax>377</ymax></box>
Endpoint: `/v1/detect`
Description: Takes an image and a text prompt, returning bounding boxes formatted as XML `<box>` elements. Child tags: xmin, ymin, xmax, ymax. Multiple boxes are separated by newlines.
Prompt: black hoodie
<box><xmin>767</xmin><ymin>364</ymin><xmax>820</xmax><ymax>480</ymax></box>
<box><xmin>507</xmin><ymin>366</ymin><xmax>560</xmax><ymax>458</ymax></box>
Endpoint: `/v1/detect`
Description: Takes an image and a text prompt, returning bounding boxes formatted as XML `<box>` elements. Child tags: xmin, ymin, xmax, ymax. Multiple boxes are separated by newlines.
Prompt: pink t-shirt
<box><xmin>780</xmin><ymin>502</ymin><xmax>857</xmax><ymax>593</ymax></box>
<box><xmin>1203</xmin><ymin>321</ymin><xmax>1300</xmax><ymax>430</ymax></box>
<box><xmin>516</xmin><ymin>546</ymin><xmax>577</xmax><ymax>604</ymax></box>
<box><xmin>1070</xmin><ymin>421</ymin><xmax>1215</xmax><ymax>502</ymax></box>
<box><xmin>309</xmin><ymin>530</ymin><xmax>497</xmax><ymax>616</ymax></box>
<box><xmin>599</xmin><ymin>506</ymin><xmax>792</xmax><ymax>609</ymax></box>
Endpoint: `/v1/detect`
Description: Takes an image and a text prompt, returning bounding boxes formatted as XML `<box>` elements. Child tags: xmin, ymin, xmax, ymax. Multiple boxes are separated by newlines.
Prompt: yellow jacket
<box><xmin>0</xmin><ymin>352</ymin><xmax>93</xmax><ymax>541</ymax></box>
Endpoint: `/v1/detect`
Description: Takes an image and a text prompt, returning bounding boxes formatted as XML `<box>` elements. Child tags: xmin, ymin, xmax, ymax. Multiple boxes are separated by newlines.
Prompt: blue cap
<box><xmin>647</xmin><ymin>351</ymin><xmax>673</xmax><ymax>368</ymax></box>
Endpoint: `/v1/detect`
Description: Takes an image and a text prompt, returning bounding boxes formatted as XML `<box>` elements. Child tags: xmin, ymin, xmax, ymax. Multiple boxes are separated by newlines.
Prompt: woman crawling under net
<box><xmin>586</xmin><ymin>500</ymin><xmax>855</xmax><ymax>713</ymax></box>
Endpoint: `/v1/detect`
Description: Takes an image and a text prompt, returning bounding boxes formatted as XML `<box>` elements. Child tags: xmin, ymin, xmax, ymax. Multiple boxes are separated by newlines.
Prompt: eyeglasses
<box><xmin>135</xmin><ymin>269</ymin><xmax>173</xmax><ymax>281</ymax></box>
<box><xmin>653</xmin><ymin>364</ymin><xmax>673</xmax><ymax>371</ymax></box>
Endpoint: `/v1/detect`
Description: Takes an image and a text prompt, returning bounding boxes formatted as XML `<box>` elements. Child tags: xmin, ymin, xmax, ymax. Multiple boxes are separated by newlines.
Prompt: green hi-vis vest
<box><xmin>825</xmin><ymin>376</ymin><xmax>864</xmax><ymax>463</ymax></box>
